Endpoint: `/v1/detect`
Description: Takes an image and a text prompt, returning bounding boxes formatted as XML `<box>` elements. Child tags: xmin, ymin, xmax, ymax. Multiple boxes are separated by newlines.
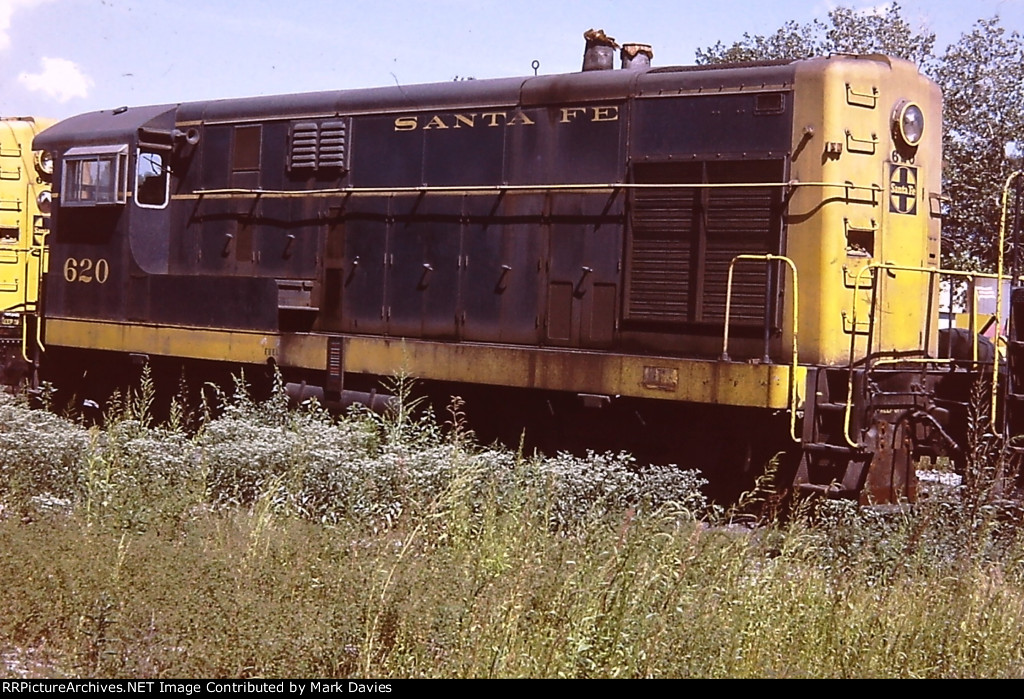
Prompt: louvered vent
<box><xmin>318</xmin><ymin>121</ymin><xmax>347</xmax><ymax>168</ymax></box>
<box><xmin>702</xmin><ymin>188</ymin><xmax>773</xmax><ymax>323</ymax></box>
<box><xmin>290</xmin><ymin>122</ymin><xmax>319</xmax><ymax>170</ymax></box>
<box><xmin>627</xmin><ymin>189</ymin><xmax>695</xmax><ymax>323</ymax></box>
<box><xmin>626</xmin><ymin>162</ymin><xmax>781</xmax><ymax>328</ymax></box>
<box><xmin>289</xmin><ymin>120</ymin><xmax>348</xmax><ymax>171</ymax></box>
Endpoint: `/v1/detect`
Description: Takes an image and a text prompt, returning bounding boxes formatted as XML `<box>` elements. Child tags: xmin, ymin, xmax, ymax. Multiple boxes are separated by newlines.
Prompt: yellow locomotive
<box><xmin>0</xmin><ymin>116</ymin><xmax>53</xmax><ymax>386</ymax></box>
<box><xmin>20</xmin><ymin>44</ymin><xmax>1004</xmax><ymax>504</ymax></box>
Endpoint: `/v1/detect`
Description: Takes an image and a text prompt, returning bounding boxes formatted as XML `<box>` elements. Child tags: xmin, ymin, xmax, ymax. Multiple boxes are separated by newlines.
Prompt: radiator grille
<box><xmin>628</xmin><ymin>189</ymin><xmax>695</xmax><ymax>323</ymax></box>
<box><xmin>626</xmin><ymin>163</ymin><xmax>781</xmax><ymax>327</ymax></box>
<box><xmin>702</xmin><ymin>188</ymin><xmax>774</xmax><ymax>323</ymax></box>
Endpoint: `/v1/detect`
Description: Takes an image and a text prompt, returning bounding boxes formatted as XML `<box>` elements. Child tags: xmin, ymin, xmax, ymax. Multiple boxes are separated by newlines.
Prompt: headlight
<box><xmin>893</xmin><ymin>100</ymin><xmax>924</xmax><ymax>148</ymax></box>
<box><xmin>34</xmin><ymin>150</ymin><xmax>54</xmax><ymax>177</ymax></box>
<box><xmin>36</xmin><ymin>190</ymin><xmax>51</xmax><ymax>215</ymax></box>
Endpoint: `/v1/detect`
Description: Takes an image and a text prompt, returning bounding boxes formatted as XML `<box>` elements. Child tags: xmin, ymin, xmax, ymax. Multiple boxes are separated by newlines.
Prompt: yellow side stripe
<box><xmin>47</xmin><ymin>318</ymin><xmax>802</xmax><ymax>410</ymax></box>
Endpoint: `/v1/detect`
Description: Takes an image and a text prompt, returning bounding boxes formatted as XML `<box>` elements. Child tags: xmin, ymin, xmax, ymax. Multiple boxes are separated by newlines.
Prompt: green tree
<box><xmin>695</xmin><ymin>19</ymin><xmax>822</xmax><ymax>64</ymax></box>
<box><xmin>822</xmin><ymin>4</ymin><xmax>935</xmax><ymax>66</ymax></box>
<box><xmin>695</xmin><ymin>3</ymin><xmax>935</xmax><ymax>66</ymax></box>
<box><xmin>934</xmin><ymin>18</ymin><xmax>1024</xmax><ymax>269</ymax></box>
<box><xmin>697</xmin><ymin>4</ymin><xmax>1024</xmax><ymax>271</ymax></box>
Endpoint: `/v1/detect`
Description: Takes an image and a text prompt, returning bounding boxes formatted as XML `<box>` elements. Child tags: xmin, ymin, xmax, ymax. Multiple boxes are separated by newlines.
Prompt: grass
<box><xmin>1</xmin><ymin>371</ymin><xmax>1024</xmax><ymax>678</ymax></box>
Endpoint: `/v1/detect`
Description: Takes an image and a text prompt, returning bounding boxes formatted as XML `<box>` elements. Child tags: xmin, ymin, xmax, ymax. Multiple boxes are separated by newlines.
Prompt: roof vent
<box><xmin>621</xmin><ymin>43</ymin><xmax>653</xmax><ymax>70</ymax></box>
<box><xmin>582</xmin><ymin>29</ymin><xmax>618</xmax><ymax>71</ymax></box>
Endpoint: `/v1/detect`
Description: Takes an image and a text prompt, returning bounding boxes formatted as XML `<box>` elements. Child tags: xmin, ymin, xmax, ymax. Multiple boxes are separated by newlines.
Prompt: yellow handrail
<box><xmin>22</xmin><ymin>224</ymin><xmax>48</xmax><ymax>363</ymax></box>
<box><xmin>995</xmin><ymin>170</ymin><xmax>1023</xmax><ymax>421</ymax></box>
<box><xmin>721</xmin><ymin>254</ymin><xmax>801</xmax><ymax>442</ymax></box>
<box><xmin>185</xmin><ymin>179</ymin><xmax>881</xmax><ymax>199</ymax></box>
<box><xmin>843</xmin><ymin>262</ymin><xmax>1012</xmax><ymax>447</ymax></box>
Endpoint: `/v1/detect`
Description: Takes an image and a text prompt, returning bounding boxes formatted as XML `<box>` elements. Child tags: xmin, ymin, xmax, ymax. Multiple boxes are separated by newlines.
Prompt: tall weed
<box><xmin>3</xmin><ymin>372</ymin><xmax>1024</xmax><ymax>677</ymax></box>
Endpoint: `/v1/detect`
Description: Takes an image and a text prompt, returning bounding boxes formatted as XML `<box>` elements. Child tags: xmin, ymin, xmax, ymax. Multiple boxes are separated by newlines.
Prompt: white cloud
<box><xmin>0</xmin><ymin>0</ymin><xmax>53</xmax><ymax>51</ymax></box>
<box><xmin>17</xmin><ymin>56</ymin><xmax>93</xmax><ymax>102</ymax></box>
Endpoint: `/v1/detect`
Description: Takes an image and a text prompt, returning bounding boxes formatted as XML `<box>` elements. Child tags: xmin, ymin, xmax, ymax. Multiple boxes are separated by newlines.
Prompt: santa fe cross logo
<box><xmin>889</xmin><ymin>164</ymin><xmax>918</xmax><ymax>215</ymax></box>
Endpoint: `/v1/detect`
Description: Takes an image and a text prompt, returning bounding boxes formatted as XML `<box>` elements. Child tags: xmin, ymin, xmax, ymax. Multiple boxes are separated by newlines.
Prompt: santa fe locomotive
<box><xmin>12</xmin><ymin>35</ymin><xmax>1013</xmax><ymax>504</ymax></box>
<box><xmin>0</xmin><ymin>116</ymin><xmax>54</xmax><ymax>385</ymax></box>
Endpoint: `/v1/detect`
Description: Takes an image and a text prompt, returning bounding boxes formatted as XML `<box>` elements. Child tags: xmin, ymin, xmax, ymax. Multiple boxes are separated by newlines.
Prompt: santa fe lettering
<box><xmin>394</xmin><ymin>105</ymin><xmax>619</xmax><ymax>131</ymax></box>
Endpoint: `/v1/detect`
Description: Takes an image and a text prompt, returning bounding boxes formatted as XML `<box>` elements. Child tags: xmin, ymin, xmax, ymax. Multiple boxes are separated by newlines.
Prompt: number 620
<box><xmin>63</xmin><ymin>257</ymin><xmax>110</xmax><ymax>284</ymax></box>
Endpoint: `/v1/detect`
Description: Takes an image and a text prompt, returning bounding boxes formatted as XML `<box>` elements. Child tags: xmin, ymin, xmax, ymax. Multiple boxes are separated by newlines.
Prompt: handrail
<box><xmin>843</xmin><ymin>262</ymin><xmax>1012</xmax><ymax>448</ymax></box>
<box><xmin>721</xmin><ymin>254</ymin><xmax>801</xmax><ymax>443</ymax></box>
<box><xmin>996</xmin><ymin>170</ymin><xmax>1023</xmax><ymax>421</ymax></box>
<box><xmin>185</xmin><ymin>179</ymin><xmax>882</xmax><ymax>199</ymax></box>
<box><xmin>22</xmin><ymin>223</ymin><xmax>47</xmax><ymax>362</ymax></box>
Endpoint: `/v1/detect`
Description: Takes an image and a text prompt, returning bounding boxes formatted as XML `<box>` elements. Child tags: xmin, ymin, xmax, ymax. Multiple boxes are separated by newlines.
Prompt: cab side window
<box><xmin>61</xmin><ymin>145</ymin><xmax>128</xmax><ymax>207</ymax></box>
<box><xmin>136</xmin><ymin>149</ymin><xmax>169</xmax><ymax>208</ymax></box>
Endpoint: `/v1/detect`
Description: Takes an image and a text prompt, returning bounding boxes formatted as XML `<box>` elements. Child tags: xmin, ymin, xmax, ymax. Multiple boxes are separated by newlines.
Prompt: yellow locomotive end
<box><xmin>0</xmin><ymin>116</ymin><xmax>55</xmax><ymax>385</ymax></box>
<box><xmin>788</xmin><ymin>54</ymin><xmax>942</xmax><ymax>366</ymax></box>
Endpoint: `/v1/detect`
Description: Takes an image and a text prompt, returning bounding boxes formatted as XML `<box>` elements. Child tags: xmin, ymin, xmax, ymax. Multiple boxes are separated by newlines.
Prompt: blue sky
<box><xmin>2</xmin><ymin>0</ymin><xmax>1022</xmax><ymax>119</ymax></box>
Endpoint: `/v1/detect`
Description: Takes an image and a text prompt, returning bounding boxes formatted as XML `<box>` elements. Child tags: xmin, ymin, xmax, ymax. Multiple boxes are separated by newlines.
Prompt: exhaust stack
<box><xmin>621</xmin><ymin>43</ymin><xmax>653</xmax><ymax>70</ymax></box>
<box><xmin>582</xmin><ymin>29</ymin><xmax>617</xmax><ymax>71</ymax></box>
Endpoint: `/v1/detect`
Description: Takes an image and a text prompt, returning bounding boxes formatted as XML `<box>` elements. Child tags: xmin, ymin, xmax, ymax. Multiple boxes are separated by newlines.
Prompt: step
<box><xmin>816</xmin><ymin>402</ymin><xmax>848</xmax><ymax>412</ymax></box>
<box><xmin>796</xmin><ymin>482</ymin><xmax>857</xmax><ymax>498</ymax></box>
<box><xmin>804</xmin><ymin>442</ymin><xmax>859</xmax><ymax>457</ymax></box>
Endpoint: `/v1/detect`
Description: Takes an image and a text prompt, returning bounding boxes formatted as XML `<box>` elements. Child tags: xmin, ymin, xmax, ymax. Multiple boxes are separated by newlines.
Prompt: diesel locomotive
<box><xmin>13</xmin><ymin>37</ymin><xmax>1014</xmax><ymax>504</ymax></box>
<box><xmin>0</xmin><ymin>116</ymin><xmax>54</xmax><ymax>386</ymax></box>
